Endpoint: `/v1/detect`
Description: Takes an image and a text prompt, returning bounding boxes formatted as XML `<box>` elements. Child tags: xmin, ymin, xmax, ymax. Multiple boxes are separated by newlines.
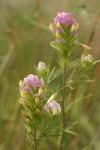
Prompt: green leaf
<box><xmin>94</xmin><ymin>59</ymin><xmax>100</xmax><ymax>65</ymax></box>
<box><xmin>64</xmin><ymin>128</ymin><xmax>79</xmax><ymax>136</ymax></box>
<box><xmin>27</xmin><ymin>132</ymin><xmax>33</xmax><ymax>144</ymax></box>
<box><xmin>50</xmin><ymin>41</ymin><xmax>61</xmax><ymax>51</ymax></box>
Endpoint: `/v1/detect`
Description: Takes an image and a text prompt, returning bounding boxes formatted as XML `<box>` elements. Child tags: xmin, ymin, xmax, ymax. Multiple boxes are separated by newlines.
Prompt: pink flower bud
<box><xmin>81</xmin><ymin>54</ymin><xmax>93</xmax><ymax>63</ymax></box>
<box><xmin>37</xmin><ymin>61</ymin><xmax>46</xmax><ymax>71</ymax></box>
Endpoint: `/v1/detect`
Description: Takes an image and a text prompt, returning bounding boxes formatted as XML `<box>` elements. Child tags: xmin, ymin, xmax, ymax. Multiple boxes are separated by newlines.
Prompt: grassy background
<box><xmin>0</xmin><ymin>0</ymin><xmax>100</xmax><ymax>149</ymax></box>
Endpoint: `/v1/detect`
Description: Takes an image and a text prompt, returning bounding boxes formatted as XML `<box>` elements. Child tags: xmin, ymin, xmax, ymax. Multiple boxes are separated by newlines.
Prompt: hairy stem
<box><xmin>60</xmin><ymin>63</ymin><xmax>67</xmax><ymax>150</ymax></box>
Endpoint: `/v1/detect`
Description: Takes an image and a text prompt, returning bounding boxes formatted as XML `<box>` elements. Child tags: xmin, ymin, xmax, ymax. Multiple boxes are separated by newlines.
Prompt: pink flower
<box><xmin>49</xmin><ymin>100</ymin><xmax>60</xmax><ymax>109</ymax></box>
<box><xmin>54</xmin><ymin>12</ymin><xmax>75</xmax><ymax>26</ymax></box>
<box><xmin>23</xmin><ymin>74</ymin><xmax>43</xmax><ymax>89</ymax></box>
<box><xmin>44</xmin><ymin>100</ymin><xmax>61</xmax><ymax>115</ymax></box>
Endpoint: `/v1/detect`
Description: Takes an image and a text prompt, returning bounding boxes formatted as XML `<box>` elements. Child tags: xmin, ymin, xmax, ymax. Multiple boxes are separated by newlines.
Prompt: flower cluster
<box><xmin>19</xmin><ymin>74</ymin><xmax>43</xmax><ymax>93</ymax></box>
<box><xmin>19</xmin><ymin>74</ymin><xmax>44</xmax><ymax>119</ymax></box>
<box><xmin>19</xmin><ymin>63</ymin><xmax>61</xmax><ymax>146</ymax></box>
<box><xmin>49</xmin><ymin>12</ymin><xmax>79</xmax><ymax>43</ymax></box>
<box><xmin>19</xmin><ymin>74</ymin><xmax>45</xmax><ymax>100</ymax></box>
<box><xmin>19</xmin><ymin>62</ymin><xmax>61</xmax><ymax>120</ymax></box>
<box><xmin>49</xmin><ymin>12</ymin><xmax>79</xmax><ymax>61</ymax></box>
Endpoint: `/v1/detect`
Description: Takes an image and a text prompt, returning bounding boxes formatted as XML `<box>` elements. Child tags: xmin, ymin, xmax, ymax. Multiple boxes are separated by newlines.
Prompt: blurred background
<box><xmin>0</xmin><ymin>0</ymin><xmax>100</xmax><ymax>150</ymax></box>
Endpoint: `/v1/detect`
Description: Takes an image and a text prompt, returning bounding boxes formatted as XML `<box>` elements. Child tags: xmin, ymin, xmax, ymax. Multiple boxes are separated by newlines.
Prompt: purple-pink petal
<box><xmin>54</xmin><ymin>12</ymin><xmax>75</xmax><ymax>26</ymax></box>
<box><xmin>54</xmin><ymin>27</ymin><xmax>64</xmax><ymax>33</ymax></box>
<box><xmin>48</xmin><ymin>100</ymin><xmax>60</xmax><ymax>110</ymax></box>
<box><xmin>23</xmin><ymin>86</ymin><xmax>33</xmax><ymax>93</ymax></box>
<box><xmin>44</xmin><ymin>104</ymin><xmax>49</xmax><ymax>112</ymax></box>
<box><xmin>44</xmin><ymin>100</ymin><xmax>61</xmax><ymax>114</ymax></box>
<box><xmin>23</xmin><ymin>74</ymin><xmax>42</xmax><ymax>88</ymax></box>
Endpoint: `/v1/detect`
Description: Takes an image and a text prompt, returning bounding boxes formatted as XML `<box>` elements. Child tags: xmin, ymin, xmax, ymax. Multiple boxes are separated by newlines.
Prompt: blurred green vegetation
<box><xmin>0</xmin><ymin>0</ymin><xmax>100</xmax><ymax>150</ymax></box>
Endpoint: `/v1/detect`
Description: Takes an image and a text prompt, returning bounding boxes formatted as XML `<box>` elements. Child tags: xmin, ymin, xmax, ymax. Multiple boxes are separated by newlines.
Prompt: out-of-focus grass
<box><xmin>0</xmin><ymin>0</ymin><xmax>100</xmax><ymax>150</ymax></box>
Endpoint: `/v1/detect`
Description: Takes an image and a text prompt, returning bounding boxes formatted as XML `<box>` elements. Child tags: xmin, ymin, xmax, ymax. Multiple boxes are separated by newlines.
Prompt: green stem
<box><xmin>60</xmin><ymin>62</ymin><xmax>67</xmax><ymax>150</ymax></box>
<box><xmin>34</xmin><ymin>129</ymin><xmax>37</xmax><ymax>150</ymax></box>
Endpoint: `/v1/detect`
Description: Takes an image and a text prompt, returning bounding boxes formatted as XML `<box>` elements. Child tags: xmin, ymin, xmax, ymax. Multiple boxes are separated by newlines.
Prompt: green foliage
<box><xmin>0</xmin><ymin>0</ymin><xmax>100</xmax><ymax>150</ymax></box>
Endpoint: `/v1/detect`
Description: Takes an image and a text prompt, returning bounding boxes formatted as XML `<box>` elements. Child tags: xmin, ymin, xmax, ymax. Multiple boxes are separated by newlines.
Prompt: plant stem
<box><xmin>60</xmin><ymin>62</ymin><xmax>67</xmax><ymax>150</ymax></box>
<box><xmin>34</xmin><ymin>129</ymin><xmax>37</xmax><ymax>150</ymax></box>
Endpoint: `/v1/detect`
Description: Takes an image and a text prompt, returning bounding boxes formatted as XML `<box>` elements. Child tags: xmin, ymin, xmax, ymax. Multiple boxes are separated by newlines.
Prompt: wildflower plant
<box><xmin>19</xmin><ymin>12</ymin><xmax>99</xmax><ymax>150</ymax></box>
<box><xmin>19</xmin><ymin>62</ymin><xmax>61</xmax><ymax>150</ymax></box>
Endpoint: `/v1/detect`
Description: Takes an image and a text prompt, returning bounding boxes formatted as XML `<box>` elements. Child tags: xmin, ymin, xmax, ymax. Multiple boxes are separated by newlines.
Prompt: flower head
<box><xmin>50</xmin><ymin>12</ymin><xmax>79</xmax><ymax>46</ymax></box>
<box><xmin>54</xmin><ymin>12</ymin><xmax>75</xmax><ymax>26</ymax></box>
<box><xmin>19</xmin><ymin>74</ymin><xmax>44</xmax><ymax>99</ymax></box>
<box><xmin>23</xmin><ymin>74</ymin><xmax>43</xmax><ymax>89</ymax></box>
<box><xmin>44</xmin><ymin>99</ymin><xmax>61</xmax><ymax>115</ymax></box>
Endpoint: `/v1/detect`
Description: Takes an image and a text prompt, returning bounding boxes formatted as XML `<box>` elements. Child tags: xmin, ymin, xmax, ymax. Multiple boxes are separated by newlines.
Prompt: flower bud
<box><xmin>71</xmin><ymin>23</ymin><xmax>79</xmax><ymax>33</ymax></box>
<box><xmin>40</xmin><ymin>78</ymin><xmax>44</xmax><ymax>87</ymax></box>
<box><xmin>49</xmin><ymin>23</ymin><xmax>54</xmax><ymax>32</ymax></box>
<box><xmin>56</xmin><ymin>22</ymin><xmax>62</xmax><ymax>28</ymax></box>
<box><xmin>19</xmin><ymin>80</ymin><xmax>24</xmax><ymax>92</ymax></box>
<box><xmin>21</xmin><ymin>110</ymin><xmax>30</xmax><ymax>119</ymax></box>
<box><xmin>37</xmin><ymin>61</ymin><xmax>46</xmax><ymax>71</ymax></box>
<box><xmin>47</xmin><ymin>93</ymin><xmax>57</xmax><ymax>103</ymax></box>
<box><xmin>35</xmin><ymin>97</ymin><xmax>40</xmax><ymax>104</ymax></box>
<box><xmin>35</xmin><ymin>109</ymin><xmax>41</xmax><ymax>114</ymax></box>
<box><xmin>56</xmin><ymin>31</ymin><xmax>62</xmax><ymax>38</ymax></box>
<box><xmin>38</xmin><ymin>87</ymin><xmax>44</xmax><ymax>95</ymax></box>
<box><xmin>19</xmin><ymin>99</ymin><xmax>26</xmax><ymax>106</ymax></box>
<box><xmin>21</xmin><ymin>91</ymin><xmax>27</xmax><ymax>99</ymax></box>
<box><xmin>19</xmin><ymin>80</ymin><xmax>24</xmax><ymax>88</ymax></box>
<box><xmin>81</xmin><ymin>54</ymin><xmax>93</xmax><ymax>63</ymax></box>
